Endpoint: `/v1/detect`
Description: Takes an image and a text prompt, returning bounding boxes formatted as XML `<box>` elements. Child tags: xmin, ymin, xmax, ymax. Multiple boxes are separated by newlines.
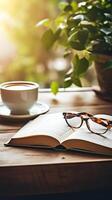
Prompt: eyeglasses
<box><xmin>63</xmin><ymin>112</ymin><xmax>112</xmax><ymax>135</ymax></box>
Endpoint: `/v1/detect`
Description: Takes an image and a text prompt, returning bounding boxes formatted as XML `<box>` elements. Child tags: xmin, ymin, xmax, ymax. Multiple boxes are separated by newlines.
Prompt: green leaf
<box><xmin>103</xmin><ymin>60</ymin><xmax>112</xmax><ymax>70</ymax></box>
<box><xmin>67</xmin><ymin>14</ymin><xmax>85</xmax><ymax>28</ymax></box>
<box><xmin>54</xmin><ymin>28</ymin><xmax>61</xmax><ymax>40</ymax></box>
<box><xmin>36</xmin><ymin>18</ymin><xmax>50</xmax><ymax>27</ymax></box>
<box><xmin>71</xmin><ymin>1</ymin><xmax>78</xmax><ymax>11</ymax></box>
<box><xmin>80</xmin><ymin>21</ymin><xmax>96</xmax><ymax>34</ymax></box>
<box><xmin>68</xmin><ymin>32</ymin><xmax>77</xmax><ymax>42</ymax></box>
<box><xmin>87</xmin><ymin>6</ymin><xmax>101</xmax><ymax>21</ymax></box>
<box><xmin>64</xmin><ymin>68</ymin><xmax>73</xmax><ymax>78</ymax></box>
<box><xmin>73</xmin><ymin>14</ymin><xmax>85</xmax><ymax>23</ymax></box>
<box><xmin>72</xmin><ymin>55</ymin><xmax>89</xmax><ymax>76</ymax></box>
<box><xmin>64</xmin><ymin>5</ymin><xmax>72</xmax><ymax>12</ymax></box>
<box><xmin>59</xmin><ymin>2</ymin><xmax>68</xmax><ymax>11</ymax></box>
<box><xmin>64</xmin><ymin>77</ymin><xmax>72</xmax><ymax>88</ymax></box>
<box><xmin>77</xmin><ymin>29</ymin><xmax>89</xmax><ymax>44</ymax></box>
<box><xmin>100</xmin><ymin>28</ymin><xmax>112</xmax><ymax>35</ymax></box>
<box><xmin>41</xmin><ymin>29</ymin><xmax>55</xmax><ymax>49</ymax></box>
<box><xmin>55</xmin><ymin>15</ymin><xmax>65</xmax><ymax>26</ymax></box>
<box><xmin>68</xmin><ymin>29</ymin><xmax>89</xmax><ymax>45</ymax></box>
<box><xmin>42</xmin><ymin>28</ymin><xmax>61</xmax><ymax>50</ymax></box>
<box><xmin>80</xmin><ymin>21</ymin><xmax>94</xmax><ymax>26</ymax></box>
<box><xmin>58</xmin><ymin>31</ymin><xmax>68</xmax><ymax>46</ymax></box>
<box><xmin>51</xmin><ymin>81</ymin><xmax>59</xmax><ymax>95</ymax></box>
<box><xmin>68</xmin><ymin>30</ymin><xmax>88</xmax><ymax>50</ymax></box>
<box><xmin>72</xmin><ymin>76</ymin><xmax>82</xmax><ymax>87</ymax></box>
<box><xmin>69</xmin><ymin>41</ymin><xmax>85</xmax><ymax>50</ymax></box>
<box><xmin>76</xmin><ymin>57</ymin><xmax>89</xmax><ymax>76</ymax></box>
<box><xmin>72</xmin><ymin>54</ymin><xmax>79</xmax><ymax>69</ymax></box>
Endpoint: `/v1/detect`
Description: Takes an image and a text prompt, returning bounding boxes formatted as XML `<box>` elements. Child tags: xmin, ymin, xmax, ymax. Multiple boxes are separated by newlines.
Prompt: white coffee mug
<box><xmin>0</xmin><ymin>81</ymin><xmax>39</xmax><ymax>115</ymax></box>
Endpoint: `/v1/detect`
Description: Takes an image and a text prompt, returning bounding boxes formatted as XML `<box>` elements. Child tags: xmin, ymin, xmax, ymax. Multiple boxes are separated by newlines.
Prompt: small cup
<box><xmin>0</xmin><ymin>81</ymin><xmax>39</xmax><ymax>115</ymax></box>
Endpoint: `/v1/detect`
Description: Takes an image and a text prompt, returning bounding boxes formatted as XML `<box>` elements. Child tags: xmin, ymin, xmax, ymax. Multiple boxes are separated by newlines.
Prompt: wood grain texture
<box><xmin>0</xmin><ymin>89</ymin><xmax>112</xmax><ymax>197</ymax></box>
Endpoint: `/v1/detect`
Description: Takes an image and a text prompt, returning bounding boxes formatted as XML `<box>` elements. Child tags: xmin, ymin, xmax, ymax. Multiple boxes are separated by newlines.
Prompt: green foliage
<box><xmin>64</xmin><ymin>54</ymin><xmax>89</xmax><ymax>88</ymax></box>
<box><xmin>51</xmin><ymin>81</ymin><xmax>59</xmax><ymax>95</ymax></box>
<box><xmin>36</xmin><ymin>18</ymin><xmax>50</xmax><ymax>27</ymax></box>
<box><xmin>41</xmin><ymin>28</ymin><xmax>61</xmax><ymax>49</ymax></box>
<box><xmin>40</xmin><ymin>0</ymin><xmax>112</xmax><ymax>92</ymax></box>
<box><xmin>42</xmin><ymin>29</ymin><xmax>55</xmax><ymax>49</ymax></box>
<box><xmin>72</xmin><ymin>55</ymin><xmax>89</xmax><ymax>76</ymax></box>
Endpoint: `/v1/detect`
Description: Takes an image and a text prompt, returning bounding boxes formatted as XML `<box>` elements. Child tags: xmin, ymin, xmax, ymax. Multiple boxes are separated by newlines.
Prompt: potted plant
<box><xmin>38</xmin><ymin>0</ymin><xmax>112</xmax><ymax>100</ymax></box>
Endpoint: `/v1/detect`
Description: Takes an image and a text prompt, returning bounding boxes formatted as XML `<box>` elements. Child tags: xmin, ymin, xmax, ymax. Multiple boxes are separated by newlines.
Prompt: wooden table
<box><xmin>0</xmin><ymin>88</ymin><xmax>112</xmax><ymax>198</ymax></box>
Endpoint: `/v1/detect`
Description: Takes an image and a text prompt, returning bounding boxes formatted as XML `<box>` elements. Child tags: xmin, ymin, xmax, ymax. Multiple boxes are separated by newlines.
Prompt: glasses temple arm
<box><xmin>100</xmin><ymin>118</ymin><xmax>112</xmax><ymax>127</ymax></box>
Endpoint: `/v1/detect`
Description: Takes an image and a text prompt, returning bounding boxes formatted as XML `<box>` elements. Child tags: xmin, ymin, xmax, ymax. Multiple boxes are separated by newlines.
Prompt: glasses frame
<box><xmin>63</xmin><ymin>112</ymin><xmax>112</xmax><ymax>135</ymax></box>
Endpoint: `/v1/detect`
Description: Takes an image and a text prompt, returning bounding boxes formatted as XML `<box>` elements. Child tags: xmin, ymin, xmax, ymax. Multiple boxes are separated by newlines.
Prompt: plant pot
<box><xmin>94</xmin><ymin>54</ymin><xmax>112</xmax><ymax>101</ymax></box>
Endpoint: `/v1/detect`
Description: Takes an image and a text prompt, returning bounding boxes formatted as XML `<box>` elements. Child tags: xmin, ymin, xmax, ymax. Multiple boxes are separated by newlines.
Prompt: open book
<box><xmin>5</xmin><ymin>112</ymin><xmax>112</xmax><ymax>156</ymax></box>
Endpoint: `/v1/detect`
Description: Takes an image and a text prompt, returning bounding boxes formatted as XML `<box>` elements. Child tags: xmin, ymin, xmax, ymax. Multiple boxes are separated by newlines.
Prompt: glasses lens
<box><xmin>88</xmin><ymin>118</ymin><xmax>108</xmax><ymax>134</ymax></box>
<box><xmin>66</xmin><ymin>115</ymin><xmax>82</xmax><ymax>128</ymax></box>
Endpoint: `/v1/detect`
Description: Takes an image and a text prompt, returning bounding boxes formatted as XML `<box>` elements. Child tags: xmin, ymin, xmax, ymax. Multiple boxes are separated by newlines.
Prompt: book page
<box><xmin>12</xmin><ymin>113</ymin><xmax>74</xmax><ymax>143</ymax></box>
<box><xmin>61</xmin><ymin>114</ymin><xmax>112</xmax><ymax>149</ymax></box>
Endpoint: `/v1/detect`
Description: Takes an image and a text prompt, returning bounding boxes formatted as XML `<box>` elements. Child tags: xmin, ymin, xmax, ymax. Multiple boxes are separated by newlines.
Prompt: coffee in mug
<box><xmin>0</xmin><ymin>81</ymin><xmax>39</xmax><ymax>115</ymax></box>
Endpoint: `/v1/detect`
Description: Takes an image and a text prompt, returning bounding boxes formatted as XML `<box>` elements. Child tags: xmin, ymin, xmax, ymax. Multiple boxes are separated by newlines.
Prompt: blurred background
<box><xmin>0</xmin><ymin>0</ymin><xmax>96</xmax><ymax>88</ymax></box>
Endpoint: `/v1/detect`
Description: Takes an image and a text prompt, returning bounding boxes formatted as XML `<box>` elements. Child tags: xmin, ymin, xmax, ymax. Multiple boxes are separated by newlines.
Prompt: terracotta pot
<box><xmin>94</xmin><ymin>54</ymin><xmax>112</xmax><ymax>101</ymax></box>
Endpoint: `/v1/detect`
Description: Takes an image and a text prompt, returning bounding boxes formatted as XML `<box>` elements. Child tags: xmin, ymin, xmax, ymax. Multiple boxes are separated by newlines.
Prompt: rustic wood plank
<box><xmin>0</xmin><ymin>89</ymin><xmax>112</xmax><ymax>197</ymax></box>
